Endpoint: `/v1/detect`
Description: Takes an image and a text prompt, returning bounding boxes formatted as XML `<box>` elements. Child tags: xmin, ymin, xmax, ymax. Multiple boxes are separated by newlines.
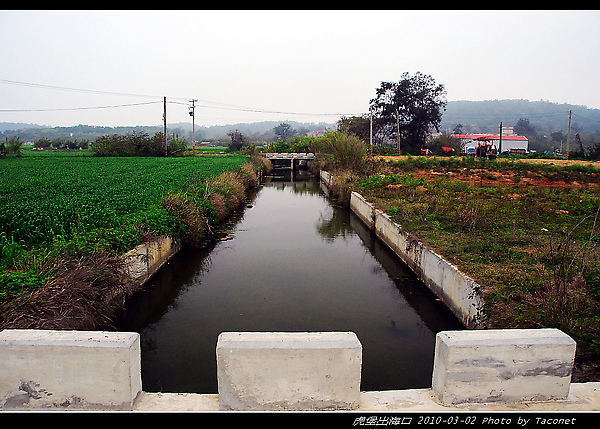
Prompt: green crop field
<box><xmin>0</xmin><ymin>151</ymin><xmax>248</xmax><ymax>247</ymax></box>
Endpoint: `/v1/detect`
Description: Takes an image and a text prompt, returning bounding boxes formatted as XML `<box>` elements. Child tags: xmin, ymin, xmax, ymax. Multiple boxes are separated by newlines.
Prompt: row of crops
<box><xmin>0</xmin><ymin>151</ymin><xmax>248</xmax><ymax>249</ymax></box>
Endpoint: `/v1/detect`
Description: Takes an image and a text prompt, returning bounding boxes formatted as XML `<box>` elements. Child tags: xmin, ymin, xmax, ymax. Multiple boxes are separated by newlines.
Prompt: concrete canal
<box><xmin>116</xmin><ymin>176</ymin><xmax>463</xmax><ymax>394</ymax></box>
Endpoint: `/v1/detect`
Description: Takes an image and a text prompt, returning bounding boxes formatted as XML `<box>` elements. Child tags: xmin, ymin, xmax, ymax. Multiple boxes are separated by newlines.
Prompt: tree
<box><xmin>337</xmin><ymin>115</ymin><xmax>370</xmax><ymax>142</ymax></box>
<box><xmin>514</xmin><ymin>118</ymin><xmax>536</xmax><ymax>137</ymax></box>
<box><xmin>227</xmin><ymin>129</ymin><xmax>246</xmax><ymax>152</ymax></box>
<box><xmin>370</xmin><ymin>72</ymin><xmax>446</xmax><ymax>154</ymax></box>
<box><xmin>273</xmin><ymin>122</ymin><xmax>296</xmax><ymax>141</ymax></box>
<box><xmin>453</xmin><ymin>124</ymin><xmax>464</xmax><ymax>134</ymax></box>
<box><xmin>5</xmin><ymin>136</ymin><xmax>23</xmax><ymax>156</ymax></box>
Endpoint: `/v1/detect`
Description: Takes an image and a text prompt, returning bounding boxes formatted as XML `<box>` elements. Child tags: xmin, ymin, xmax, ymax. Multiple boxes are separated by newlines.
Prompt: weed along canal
<box><xmin>116</xmin><ymin>175</ymin><xmax>464</xmax><ymax>394</ymax></box>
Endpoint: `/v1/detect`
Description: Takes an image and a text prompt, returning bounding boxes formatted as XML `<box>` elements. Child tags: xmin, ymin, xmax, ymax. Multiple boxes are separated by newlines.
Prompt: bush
<box><xmin>92</xmin><ymin>131</ymin><xmax>187</xmax><ymax>157</ymax></box>
<box><xmin>5</xmin><ymin>137</ymin><xmax>23</xmax><ymax>157</ymax></box>
<box><xmin>316</xmin><ymin>131</ymin><xmax>368</xmax><ymax>173</ymax></box>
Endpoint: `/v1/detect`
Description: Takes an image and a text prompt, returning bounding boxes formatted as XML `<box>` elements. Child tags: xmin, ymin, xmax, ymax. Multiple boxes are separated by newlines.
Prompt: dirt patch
<box><xmin>375</xmin><ymin>155</ymin><xmax>600</xmax><ymax>169</ymax></box>
<box><xmin>404</xmin><ymin>168</ymin><xmax>599</xmax><ymax>189</ymax></box>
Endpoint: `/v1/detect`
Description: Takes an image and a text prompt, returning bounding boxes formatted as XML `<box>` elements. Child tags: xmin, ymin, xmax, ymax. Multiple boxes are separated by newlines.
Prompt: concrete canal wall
<box><xmin>123</xmin><ymin>235</ymin><xmax>181</xmax><ymax>287</ymax></box>
<box><xmin>320</xmin><ymin>170</ymin><xmax>483</xmax><ymax>328</ymax></box>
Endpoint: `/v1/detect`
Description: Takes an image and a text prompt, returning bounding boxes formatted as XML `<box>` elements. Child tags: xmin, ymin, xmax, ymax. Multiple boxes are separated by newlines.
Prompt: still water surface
<box><xmin>117</xmin><ymin>177</ymin><xmax>463</xmax><ymax>393</ymax></box>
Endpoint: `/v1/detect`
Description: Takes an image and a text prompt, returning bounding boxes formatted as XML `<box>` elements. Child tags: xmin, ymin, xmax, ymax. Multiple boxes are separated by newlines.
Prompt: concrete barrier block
<box><xmin>216</xmin><ymin>332</ymin><xmax>362</xmax><ymax>410</ymax></box>
<box><xmin>320</xmin><ymin>170</ymin><xmax>332</xmax><ymax>187</ymax></box>
<box><xmin>432</xmin><ymin>329</ymin><xmax>576</xmax><ymax>405</ymax></box>
<box><xmin>350</xmin><ymin>192</ymin><xmax>376</xmax><ymax>229</ymax></box>
<box><xmin>0</xmin><ymin>330</ymin><xmax>142</xmax><ymax>410</ymax></box>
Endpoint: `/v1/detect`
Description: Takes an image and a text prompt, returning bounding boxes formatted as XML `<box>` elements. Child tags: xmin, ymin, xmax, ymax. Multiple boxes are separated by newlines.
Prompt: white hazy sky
<box><xmin>1</xmin><ymin>9</ymin><xmax>599</xmax><ymax>128</ymax></box>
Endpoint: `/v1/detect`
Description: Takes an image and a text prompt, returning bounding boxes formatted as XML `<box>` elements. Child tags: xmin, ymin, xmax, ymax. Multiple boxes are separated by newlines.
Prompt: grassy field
<box><xmin>354</xmin><ymin>155</ymin><xmax>600</xmax><ymax>375</ymax></box>
<box><xmin>0</xmin><ymin>150</ymin><xmax>247</xmax><ymax>247</ymax></box>
<box><xmin>0</xmin><ymin>150</ymin><xmax>249</xmax><ymax>298</ymax></box>
<box><xmin>0</xmin><ymin>147</ymin><xmax>267</xmax><ymax>332</ymax></box>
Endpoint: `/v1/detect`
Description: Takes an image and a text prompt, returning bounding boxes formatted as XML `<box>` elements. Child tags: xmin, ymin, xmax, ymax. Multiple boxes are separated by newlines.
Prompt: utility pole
<box><xmin>189</xmin><ymin>99</ymin><xmax>197</xmax><ymax>148</ymax></box>
<box><xmin>369</xmin><ymin>106</ymin><xmax>373</xmax><ymax>155</ymax></box>
<box><xmin>566</xmin><ymin>110</ymin><xmax>572</xmax><ymax>159</ymax></box>
<box><xmin>163</xmin><ymin>96</ymin><xmax>168</xmax><ymax>156</ymax></box>
<box><xmin>395</xmin><ymin>108</ymin><xmax>400</xmax><ymax>155</ymax></box>
<box><xmin>499</xmin><ymin>122</ymin><xmax>502</xmax><ymax>154</ymax></box>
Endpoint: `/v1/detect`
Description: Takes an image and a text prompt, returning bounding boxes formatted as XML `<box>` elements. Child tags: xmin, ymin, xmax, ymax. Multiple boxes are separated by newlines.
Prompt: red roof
<box><xmin>452</xmin><ymin>134</ymin><xmax>528</xmax><ymax>141</ymax></box>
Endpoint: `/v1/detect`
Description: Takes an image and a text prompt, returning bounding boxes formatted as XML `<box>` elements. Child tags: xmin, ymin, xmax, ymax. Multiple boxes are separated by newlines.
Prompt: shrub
<box><xmin>4</xmin><ymin>137</ymin><xmax>23</xmax><ymax>157</ymax></box>
<box><xmin>316</xmin><ymin>131</ymin><xmax>368</xmax><ymax>173</ymax></box>
<box><xmin>92</xmin><ymin>131</ymin><xmax>187</xmax><ymax>157</ymax></box>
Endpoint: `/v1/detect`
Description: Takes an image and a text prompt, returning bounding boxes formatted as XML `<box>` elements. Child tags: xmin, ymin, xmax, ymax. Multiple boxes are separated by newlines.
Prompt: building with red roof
<box><xmin>451</xmin><ymin>133</ymin><xmax>529</xmax><ymax>155</ymax></box>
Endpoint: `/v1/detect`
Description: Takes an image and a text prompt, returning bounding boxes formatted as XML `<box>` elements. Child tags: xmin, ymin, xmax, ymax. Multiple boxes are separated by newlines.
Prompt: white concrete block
<box><xmin>216</xmin><ymin>332</ymin><xmax>362</xmax><ymax>410</ymax></box>
<box><xmin>0</xmin><ymin>329</ymin><xmax>142</xmax><ymax>410</ymax></box>
<box><xmin>350</xmin><ymin>191</ymin><xmax>376</xmax><ymax>229</ymax></box>
<box><xmin>432</xmin><ymin>329</ymin><xmax>576</xmax><ymax>405</ymax></box>
<box><xmin>320</xmin><ymin>170</ymin><xmax>332</xmax><ymax>187</ymax></box>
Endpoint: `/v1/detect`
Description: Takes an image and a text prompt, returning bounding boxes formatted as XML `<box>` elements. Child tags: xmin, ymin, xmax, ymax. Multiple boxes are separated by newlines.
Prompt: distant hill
<box><xmin>441</xmin><ymin>99</ymin><xmax>600</xmax><ymax>134</ymax></box>
<box><xmin>0</xmin><ymin>120</ymin><xmax>335</xmax><ymax>142</ymax></box>
<box><xmin>2</xmin><ymin>100</ymin><xmax>599</xmax><ymax>142</ymax></box>
<box><xmin>0</xmin><ymin>122</ymin><xmax>48</xmax><ymax>133</ymax></box>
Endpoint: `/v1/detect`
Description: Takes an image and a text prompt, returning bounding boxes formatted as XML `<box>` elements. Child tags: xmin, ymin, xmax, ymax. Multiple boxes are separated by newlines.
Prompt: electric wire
<box><xmin>0</xmin><ymin>101</ymin><xmax>163</xmax><ymax>112</ymax></box>
<box><xmin>0</xmin><ymin>78</ymin><xmax>358</xmax><ymax>118</ymax></box>
<box><xmin>1</xmin><ymin>78</ymin><xmax>587</xmax><ymax>125</ymax></box>
<box><xmin>0</xmin><ymin>78</ymin><xmax>180</xmax><ymax>101</ymax></box>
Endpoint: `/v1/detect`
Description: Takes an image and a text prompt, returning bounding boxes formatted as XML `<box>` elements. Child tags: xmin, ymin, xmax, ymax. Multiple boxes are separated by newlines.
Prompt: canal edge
<box><xmin>319</xmin><ymin>170</ymin><xmax>484</xmax><ymax>329</ymax></box>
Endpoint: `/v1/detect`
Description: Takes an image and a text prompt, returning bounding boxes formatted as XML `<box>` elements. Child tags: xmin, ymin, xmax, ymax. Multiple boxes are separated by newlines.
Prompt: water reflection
<box><xmin>117</xmin><ymin>177</ymin><xmax>463</xmax><ymax>394</ymax></box>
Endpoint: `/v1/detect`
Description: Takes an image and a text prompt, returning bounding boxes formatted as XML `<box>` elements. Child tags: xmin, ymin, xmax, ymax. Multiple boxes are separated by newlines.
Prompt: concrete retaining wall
<box><xmin>319</xmin><ymin>168</ymin><xmax>482</xmax><ymax>328</ymax></box>
<box><xmin>320</xmin><ymin>170</ymin><xmax>333</xmax><ymax>188</ymax></box>
<box><xmin>0</xmin><ymin>330</ymin><xmax>141</xmax><ymax>410</ymax></box>
<box><xmin>372</xmin><ymin>206</ymin><xmax>483</xmax><ymax>328</ymax></box>
<box><xmin>123</xmin><ymin>235</ymin><xmax>180</xmax><ymax>286</ymax></box>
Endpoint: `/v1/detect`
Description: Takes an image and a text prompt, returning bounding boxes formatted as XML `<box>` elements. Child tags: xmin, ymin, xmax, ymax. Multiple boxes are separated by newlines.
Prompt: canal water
<box><xmin>116</xmin><ymin>176</ymin><xmax>463</xmax><ymax>394</ymax></box>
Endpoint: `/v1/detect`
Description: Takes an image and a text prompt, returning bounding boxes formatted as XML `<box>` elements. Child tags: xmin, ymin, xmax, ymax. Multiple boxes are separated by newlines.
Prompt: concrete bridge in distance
<box><xmin>264</xmin><ymin>153</ymin><xmax>315</xmax><ymax>176</ymax></box>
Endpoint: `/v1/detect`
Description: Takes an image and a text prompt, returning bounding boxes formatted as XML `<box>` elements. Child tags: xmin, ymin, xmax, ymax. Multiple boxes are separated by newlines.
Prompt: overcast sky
<box><xmin>1</xmin><ymin>9</ymin><xmax>599</xmax><ymax>128</ymax></box>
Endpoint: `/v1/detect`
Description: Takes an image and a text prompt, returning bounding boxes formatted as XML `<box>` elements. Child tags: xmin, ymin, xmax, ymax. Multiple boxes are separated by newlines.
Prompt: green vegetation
<box><xmin>0</xmin><ymin>148</ymin><xmax>259</xmax><ymax>329</ymax></box>
<box><xmin>92</xmin><ymin>131</ymin><xmax>187</xmax><ymax>157</ymax></box>
<box><xmin>351</xmin><ymin>155</ymin><xmax>600</xmax><ymax>375</ymax></box>
<box><xmin>3</xmin><ymin>123</ymin><xmax>600</xmax><ymax>378</ymax></box>
<box><xmin>0</xmin><ymin>150</ymin><xmax>247</xmax><ymax>248</ymax></box>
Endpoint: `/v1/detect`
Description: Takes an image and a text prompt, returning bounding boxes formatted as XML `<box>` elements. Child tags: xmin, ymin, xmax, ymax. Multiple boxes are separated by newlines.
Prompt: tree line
<box><xmin>0</xmin><ymin>132</ymin><xmax>188</xmax><ymax>158</ymax></box>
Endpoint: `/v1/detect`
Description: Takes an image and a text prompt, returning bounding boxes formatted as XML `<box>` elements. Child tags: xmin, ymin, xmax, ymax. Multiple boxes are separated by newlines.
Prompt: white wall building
<box><xmin>452</xmin><ymin>133</ymin><xmax>529</xmax><ymax>154</ymax></box>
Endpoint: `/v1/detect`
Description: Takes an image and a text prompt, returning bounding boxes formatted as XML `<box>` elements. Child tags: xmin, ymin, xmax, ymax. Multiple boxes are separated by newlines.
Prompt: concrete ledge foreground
<box><xmin>1</xmin><ymin>329</ymin><xmax>599</xmax><ymax>411</ymax></box>
<box><xmin>217</xmin><ymin>332</ymin><xmax>362</xmax><ymax>410</ymax></box>
<box><xmin>133</xmin><ymin>383</ymin><xmax>600</xmax><ymax>412</ymax></box>
<box><xmin>0</xmin><ymin>330</ymin><xmax>141</xmax><ymax>410</ymax></box>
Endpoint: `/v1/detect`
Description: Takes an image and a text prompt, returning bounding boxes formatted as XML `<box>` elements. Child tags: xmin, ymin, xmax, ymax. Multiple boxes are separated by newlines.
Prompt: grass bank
<box><xmin>324</xmin><ymin>154</ymin><xmax>600</xmax><ymax>381</ymax></box>
<box><xmin>0</xmin><ymin>150</ymin><xmax>268</xmax><ymax>331</ymax></box>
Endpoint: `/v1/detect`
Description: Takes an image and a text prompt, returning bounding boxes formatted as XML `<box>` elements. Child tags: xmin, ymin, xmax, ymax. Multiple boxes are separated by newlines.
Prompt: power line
<box><xmin>0</xmin><ymin>78</ymin><xmax>180</xmax><ymax>101</ymax></box>
<box><xmin>0</xmin><ymin>78</ymin><xmax>359</xmax><ymax>118</ymax></box>
<box><xmin>0</xmin><ymin>101</ymin><xmax>163</xmax><ymax>112</ymax></box>
<box><xmin>194</xmin><ymin>102</ymin><xmax>353</xmax><ymax>117</ymax></box>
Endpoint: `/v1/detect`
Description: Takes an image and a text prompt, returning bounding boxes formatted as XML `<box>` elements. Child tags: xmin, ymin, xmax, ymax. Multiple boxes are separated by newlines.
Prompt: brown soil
<box><xmin>376</xmin><ymin>156</ymin><xmax>600</xmax><ymax>189</ymax></box>
<box><xmin>376</xmin><ymin>155</ymin><xmax>600</xmax><ymax>168</ymax></box>
<box><xmin>406</xmin><ymin>169</ymin><xmax>599</xmax><ymax>189</ymax></box>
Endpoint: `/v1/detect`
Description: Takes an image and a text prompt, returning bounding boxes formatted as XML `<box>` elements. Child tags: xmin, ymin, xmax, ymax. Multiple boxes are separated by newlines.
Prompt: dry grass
<box><xmin>0</xmin><ymin>251</ymin><xmax>135</xmax><ymax>330</ymax></box>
